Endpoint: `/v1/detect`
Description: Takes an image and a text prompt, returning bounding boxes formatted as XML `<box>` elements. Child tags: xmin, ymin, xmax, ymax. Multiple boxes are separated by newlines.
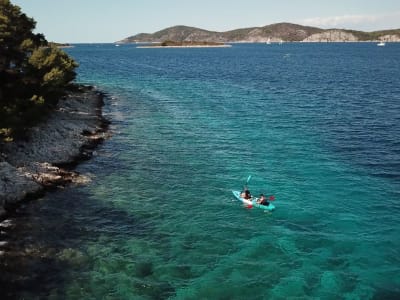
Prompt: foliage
<box><xmin>0</xmin><ymin>0</ymin><xmax>78</xmax><ymax>141</ymax></box>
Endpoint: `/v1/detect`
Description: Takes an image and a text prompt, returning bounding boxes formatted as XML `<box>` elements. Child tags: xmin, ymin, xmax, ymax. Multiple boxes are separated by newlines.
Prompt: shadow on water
<box><xmin>372</xmin><ymin>289</ymin><xmax>400</xmax><ymax>300</ymax></box>
<box><xmin>0</xmin><ymin>186</ymin><xmax>158</xmax><ymax>299</ymax></box>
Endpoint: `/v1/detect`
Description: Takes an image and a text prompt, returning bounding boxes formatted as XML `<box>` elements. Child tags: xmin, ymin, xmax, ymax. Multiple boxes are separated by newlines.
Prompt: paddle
<box><xmin>246</xmin><ymin>175</ymin><xmax>251</xmax><ymax>185</ymax></box>
<box><xmin>245</xmin><ymin>175</ymin><xmax>253</xmax><ymax>208</ymax></box>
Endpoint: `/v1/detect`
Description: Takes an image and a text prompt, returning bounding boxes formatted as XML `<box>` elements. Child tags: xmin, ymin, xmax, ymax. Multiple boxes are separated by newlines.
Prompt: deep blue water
<box><xmin>6</xmin><ymin>43</ymin><xmax>400</xmax><ymax>299</ymax></box>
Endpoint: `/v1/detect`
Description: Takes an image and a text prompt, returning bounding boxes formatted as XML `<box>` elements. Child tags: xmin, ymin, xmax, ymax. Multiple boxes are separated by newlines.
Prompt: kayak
<box><xmin>232</xmin><ymin>190</ymin><xmax>275</xmax><ymax>211</ymax></box>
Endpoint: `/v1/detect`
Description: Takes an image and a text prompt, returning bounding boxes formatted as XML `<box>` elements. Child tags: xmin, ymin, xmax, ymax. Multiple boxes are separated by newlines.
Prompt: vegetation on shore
<box><xmin>0</xmin><ymin>0</ymin><xmax>78</xmax><ymax>141</ymax></box>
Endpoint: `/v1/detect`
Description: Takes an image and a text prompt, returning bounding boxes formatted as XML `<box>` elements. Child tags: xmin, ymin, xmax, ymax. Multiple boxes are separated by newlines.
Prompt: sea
<box><xmin>1</xmin><ymin>43</ymin><xmax>400</xmax><ymax>299</ymax></box>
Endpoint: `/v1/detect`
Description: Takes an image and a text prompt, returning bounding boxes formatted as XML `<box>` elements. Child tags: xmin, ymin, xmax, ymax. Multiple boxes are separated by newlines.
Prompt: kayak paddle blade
<box><xmin>246</xmin><ymin>175</ymin><xmax>252</xmax><ymax>184</ymax></box>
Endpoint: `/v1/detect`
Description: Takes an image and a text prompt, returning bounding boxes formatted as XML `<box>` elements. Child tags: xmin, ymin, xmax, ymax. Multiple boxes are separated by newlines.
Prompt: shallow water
<box><xmin>1</xmin><ymin>43</ymin><xmax>400</xmax><ymax>299</ymax></box>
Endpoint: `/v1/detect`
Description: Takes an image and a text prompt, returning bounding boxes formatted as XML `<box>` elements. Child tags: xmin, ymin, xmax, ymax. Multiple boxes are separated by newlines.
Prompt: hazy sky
<box><xmin>12</xmin><ymin>0</ymin><xmax>400</xmax><ymax>43</ymax></box>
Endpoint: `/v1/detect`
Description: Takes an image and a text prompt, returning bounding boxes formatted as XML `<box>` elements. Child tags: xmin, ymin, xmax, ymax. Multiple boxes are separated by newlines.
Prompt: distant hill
<box><xmin>117</xmin><ymin>23</ymin><xmax>400</xmax><ymax>43</ymax></box>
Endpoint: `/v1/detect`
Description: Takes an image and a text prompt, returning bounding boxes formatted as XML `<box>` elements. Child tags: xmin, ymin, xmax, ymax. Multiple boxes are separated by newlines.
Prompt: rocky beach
<box><xmin>0</xmin><ymin>87</ymin><xmax>110</xmax><ymax>218</ymax></box>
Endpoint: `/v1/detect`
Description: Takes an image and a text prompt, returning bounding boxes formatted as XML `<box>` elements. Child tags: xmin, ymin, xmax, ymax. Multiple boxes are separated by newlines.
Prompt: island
<box><xmin>137</xmin><ymin>40</ymin><xmax>231</xmax><ymax>48</ymax></box>
<box><xmin>118</xmin><ymin>23</ymin><xmax>400</xmax><ymax>44</ymax></box>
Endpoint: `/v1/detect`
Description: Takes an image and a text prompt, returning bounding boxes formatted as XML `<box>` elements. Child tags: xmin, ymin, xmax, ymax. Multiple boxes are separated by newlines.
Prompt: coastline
<box><xmin>0</xmin><ymin>86</ymin><xmax>110</xmax><ymax>218</ymax></box>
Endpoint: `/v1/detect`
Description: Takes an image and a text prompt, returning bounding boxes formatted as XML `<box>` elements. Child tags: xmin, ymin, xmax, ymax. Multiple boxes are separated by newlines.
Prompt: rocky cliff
<box><xmin>379</xmin><ymin>34</ymin><xmax>400</xmax><ymax>42</ymax></box>
<box><xmin>118</xmin><ymin>23</ymin><xmax>400</xmax><ymax>43</ymax></box>
<box><xmin>303</xmin><ymin>30</ymin><xmax>358</xmax><ymax>42</ymax></box>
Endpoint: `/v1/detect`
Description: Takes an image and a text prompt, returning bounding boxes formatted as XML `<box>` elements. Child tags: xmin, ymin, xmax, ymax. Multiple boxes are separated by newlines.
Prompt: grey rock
<box><xmin>0</xmin><ymin>88</ymin><xmax>109</xmax><ymax>215</ymax></box>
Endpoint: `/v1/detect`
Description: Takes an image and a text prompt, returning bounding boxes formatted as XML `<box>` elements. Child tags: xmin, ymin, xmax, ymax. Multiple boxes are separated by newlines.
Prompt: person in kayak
<box><xmin>240</xmin><ymin>186</ymin><xmax>252</xmax><ymax>199</ymax></box>
<box><xmin>257</xmin><ymin>194</ymin><xmax>269</xmax><ymax>206</ymax></box>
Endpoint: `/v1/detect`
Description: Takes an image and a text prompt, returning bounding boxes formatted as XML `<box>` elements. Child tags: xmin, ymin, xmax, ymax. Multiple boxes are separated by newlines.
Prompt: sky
<box><xmin>12</xmin><ymin>0</ymin><xmax>400</xmax><ymax>43</ymax></box>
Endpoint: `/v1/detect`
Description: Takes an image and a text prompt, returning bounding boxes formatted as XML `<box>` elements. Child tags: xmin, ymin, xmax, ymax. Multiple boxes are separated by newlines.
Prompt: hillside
<box><xmin>117</xmin><ymin>23</ymin><xmax>400</xmax><ymax>43</ymax></box>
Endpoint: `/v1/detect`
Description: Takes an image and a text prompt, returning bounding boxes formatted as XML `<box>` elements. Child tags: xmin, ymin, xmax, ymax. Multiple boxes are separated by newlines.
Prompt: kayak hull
<box><xmin>232</xmin><ymin>190</ymin><xmax>275</xmax><ymax>211</ymax></box>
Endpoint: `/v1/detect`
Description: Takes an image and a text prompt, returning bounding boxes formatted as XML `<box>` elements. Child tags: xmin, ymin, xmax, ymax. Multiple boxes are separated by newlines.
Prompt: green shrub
<box><xmin>0</xmin><ymin>0</ymin><xmax>78</xmax><ymax>141</ymax></box>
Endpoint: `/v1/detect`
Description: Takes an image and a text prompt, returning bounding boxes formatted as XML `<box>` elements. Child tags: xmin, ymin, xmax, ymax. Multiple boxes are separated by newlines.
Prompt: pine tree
<box><xmin>0</xmin><ymin>0</ymin><xmax>78</xmax><ymax>140</ymax></box>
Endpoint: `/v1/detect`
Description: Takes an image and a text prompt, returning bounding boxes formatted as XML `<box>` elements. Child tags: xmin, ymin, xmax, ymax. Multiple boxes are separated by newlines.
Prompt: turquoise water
<box><xmin>5</xmin><ymin>43</ymin><xmax>400</xmax><ymax>299</ymax></box>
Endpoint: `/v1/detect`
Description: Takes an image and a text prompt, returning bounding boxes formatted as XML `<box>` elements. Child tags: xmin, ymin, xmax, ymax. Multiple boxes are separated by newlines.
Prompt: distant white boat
<box><xmin>266</xmin><ymin>38</ymin><xmax>271</xmax><ymax>45</ymax></box>
<box><xmin>377</xmin><ymin>41</ymin><xmax>385</xmax><ymax>46</ymax></box>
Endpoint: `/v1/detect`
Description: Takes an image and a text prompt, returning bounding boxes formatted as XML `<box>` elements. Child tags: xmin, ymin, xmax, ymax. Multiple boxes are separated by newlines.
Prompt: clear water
<box><xmin>4</xmin><ymin>43</ymin><xmax>400</xmax><ymax>299</ymax></box>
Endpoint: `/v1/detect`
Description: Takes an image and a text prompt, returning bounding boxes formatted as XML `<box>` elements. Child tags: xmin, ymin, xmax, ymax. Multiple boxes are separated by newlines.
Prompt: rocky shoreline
<box><xmin>0</xmin><ymin>86</ymin><xmax>110</xmax><ymax>218</ymax></box>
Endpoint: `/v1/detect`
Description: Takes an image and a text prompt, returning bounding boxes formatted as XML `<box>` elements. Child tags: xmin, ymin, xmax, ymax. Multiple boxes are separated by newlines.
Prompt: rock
<box><xmin>0</xmin><ymin>207</ymin><xmax>6</xmax><ymax>218</ymax></box>
<box><xmin>379</xmin><ymin>34</ymin><xmax>400</xmax><ymax>42</ymax></box>
<box><xmin>320</xmin><ymin>271</ymin><xmax>341</xmax><ymax>291</ymax></box>
<box><xmin>303</xmin><ymin>30</ymin><xmax>358</xmax><ymax>42</ymax></box>
<box><xmin>0</xmin><ymin>88</ymin><xmax>109</xmax><ymax>217</ymax></box>
<box><xmin>269</xmin><ymin>275</ymin><xmax>306</xmax><ymax>298</ymax></box>
<box><xmin>57</xmin><ymin>248</ymin><xmax>90</xmax><ymax>266</ymax></box>
<box><xmin>0</xmin><ymin>161</ymin><xmax>42</xmax><ymax>208</ymax></box>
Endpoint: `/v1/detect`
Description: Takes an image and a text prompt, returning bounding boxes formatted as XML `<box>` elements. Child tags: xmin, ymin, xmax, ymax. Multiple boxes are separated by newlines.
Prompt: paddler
<box><xmin>240</xmin><ymin>186</ymin><xmax>252</xmax><ymax>199</ymax></box>
<box><xmin>257</xmin><ymin>194</ymin><xmax>270</xmax><ymax>206</ymax></box>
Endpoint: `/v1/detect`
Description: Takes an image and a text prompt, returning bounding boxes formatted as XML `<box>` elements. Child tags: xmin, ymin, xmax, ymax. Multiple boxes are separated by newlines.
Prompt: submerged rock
<box><xmin>0</xmin><ymin>162</ymin><xmax>42</xmax><ymax>213</ymax></box>
<box><xmin>57</xmin><ymin>248</ymin><xmax>90</xmax><ymax>267</ymax></box>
